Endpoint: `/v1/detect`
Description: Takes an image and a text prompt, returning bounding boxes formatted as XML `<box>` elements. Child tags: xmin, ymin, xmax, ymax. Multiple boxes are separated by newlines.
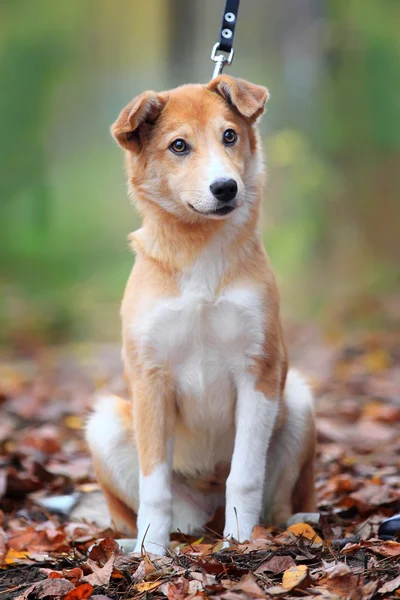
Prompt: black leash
<box><xmin>211</xmin><ymin>0</ymin><xmax>240</xmax><ymax>79</ymax></box>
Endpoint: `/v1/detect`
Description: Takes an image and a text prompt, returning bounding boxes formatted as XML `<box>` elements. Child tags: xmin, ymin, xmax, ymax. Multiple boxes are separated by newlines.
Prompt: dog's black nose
<box><xmin>210</xmin><ymin>178</ymin><xmax>238</xmax><ymax>203</ymax></box>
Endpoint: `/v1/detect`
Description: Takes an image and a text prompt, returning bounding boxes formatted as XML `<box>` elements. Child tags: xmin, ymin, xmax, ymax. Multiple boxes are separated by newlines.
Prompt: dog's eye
<box><xmin>170</xmin><ymin>139</ymin><xmax>188</xmax><ymax>154</ymax></box>
<box><xmin>223</xmin><ymin>129</ymin><xmax>237</xmax><ymax>146</ymax></box>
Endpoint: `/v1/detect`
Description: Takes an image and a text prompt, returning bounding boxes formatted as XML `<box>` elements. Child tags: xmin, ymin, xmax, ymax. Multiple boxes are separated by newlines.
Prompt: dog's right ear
<box><xmin>111</xmin><ymin>91</ymin><xmax>166</xmax><ymax>151</ymax></box>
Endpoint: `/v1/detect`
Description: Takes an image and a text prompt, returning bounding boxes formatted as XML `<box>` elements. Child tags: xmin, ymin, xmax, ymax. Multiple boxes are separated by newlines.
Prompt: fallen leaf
<box><xmin>64</xmin><ymin>522</ymin><xmax>98</xmax><ymax>542</ymax></box>
<box><xmin>88</xmin><ymin>537</ymin><xmax>119</xmax><ymax>564</ymax></box>
<box><xmin>62</xmin><ymin>583</ymin><xmax>94</xmax><ymax>600</ymax></box>
<box><xmin>282</xmin><ymin>564</ymin><xmax>310</xmax><ymax>591</ymax></box>
<box><xmin>316</xmin><ymin>561</ymin><xmax>361</xmax><ymax>596</ymax></box>
<box><xmin>372</xmin><ymin>541</ymin><xmax>400</xmax><ymax>557</ymax></box>
<box><xmin>46</xmin><ymin>568</ymin><xmax>84</xmax><ymax>584</ymax></box>
<box><xmin>164</xmin><ymin>577</ymin><xmax>189</xmax><ymax>600</ymax></box>
<box><xmin>287</xmin><ymin>522</ymin><xmax>323</xmax><ymax>545</ymax></box>
<box><xmin>231</xmin><ymin>573</ymin><xmax>265</xmax><ymax>596</ymax></box>
<box><xmin>255</xmin><ymin>555</ymin><xmax>295</xmax><ymax>574</ymax></box>
<box><xmin>131</xmin><ymin>555</ymin><xmax>158</xmax><ymax>582</ymax></box>
<box><xmin>0</xmin><ymin>527</ymin><xmax>6</xmax><ymax>563</ymax></box>
<box><xmin>7</xmin><ymin>524</ymin><xmax>67</xmax><ymax>553</ymax></box>
<box><xmin>344</xmin><ymin>484</ymin><xmax>400</xmax><ymax>514</ymax></box>
<box><xmin>379</xmin><ymin>574</ymin><xmax>400</xmax><ymax>594</ymax></box>
<box><xmin>15</xmin><ymin>578</ymin><xmax>74</xmax><ymax>600</ymax></box>
<box><xmin>83</xmin><ymin>555</ymin><xmax>115</xmax><ymax>586</ymax></box>
<box><xmin>135</xmin><ymin>581</ymin><xmax>162</xmax><ymax>593</ymax></box>
<box><xmin>265</xmin><ymin>584</ymin><xmax>289</xmax><ymax>596</ymax></box>
<box><xmin>251</xmin><ymin>525</ymin><xmax>274</xmax><ymax>540</ymax></box>
<box><xmin>4</xmin><ymin>548</ymin><xmax>30</xmax><ymax>564</ymax></box>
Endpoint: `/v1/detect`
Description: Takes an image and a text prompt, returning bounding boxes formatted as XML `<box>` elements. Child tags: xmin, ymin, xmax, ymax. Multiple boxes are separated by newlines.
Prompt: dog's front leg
<box><xmin>224</xmin><ymin>371</ymin><xmax>279</xmax><ymax>543</ymax></box>
<box><xmin>133</xmin><ymin>371</ymin><xmax>175</xmax><ymax>555</ymax></box>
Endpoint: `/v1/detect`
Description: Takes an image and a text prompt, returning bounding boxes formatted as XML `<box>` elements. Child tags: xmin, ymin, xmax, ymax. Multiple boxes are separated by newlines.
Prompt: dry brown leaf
<box><xmin>0</xmin><ymin>528</ymin><xmax>6</xmax><ymax>563</ymax></box>
<box><xmin>282</xmin><ymin>564</ymin><xmax>310</xmax><ymax>591</ymax></box>
<box><xmin>131</xmin><ymin>555</ymin><xmax>158</xmax><ymax>582</ymax></box>
<box><xmin>87</xmin><ymin>537</ymin><xmax>119</xmax><ymax>564</ymax></box>
<box><xmin>15</xmin><ymin>578</ymin><xmax>74</xmax><ymax>600</ymax></box>
<box><xmin>63</xmin><ymin>522</ymin><xmax>98</xmax><ymax>543</ymax></box>
<box><xmin>251</xmin><ymin>525</ymin><xmax>274</xmax><ymax>540</ymax></box>
<box><xmin>180</xmin><ymin>542</ymin><xmax>215</xmax><ymax>555</ymax></box>
<box><xmin>164</xmin><ymin>577</ymin><xmax>189</xmax><ymax>600</ymax></box>
<box><xmin>255</xmin><ymin>555</ymin><xmax>296</xmax><ymax>574</ymax></box>
<box><xmin>346</xmin><ymin>484</ymin><xmax>400</xmax><ymax>513</ymax></box>
<box><xmin>378</xmin><ymin>574</ymin><xmax>400</xmax><ymax>594</ymax></box>
<box><xmin>287</xmin><ymin>522</ymin><xmax>323</xmax><ymax>545</ymax></box>
<box><xmin>83</xmin><ymin>555</ymin><xmax>115</xmax><ymax>586</ymax></box>
<box><xmin>324</xmin><ymin>474</ymin><xmax>358</xmax><ymax>494</ymax></box>
<box><xmin>263</xmin><ymin>585</ymin><xmax>287</xmax><ymax>596</ymax></box>
<box><xmin>316</xmin><ymin>561</ymin><xmax>361</xmax><ymax>597</ymax></box>
<box><xmin>372</xmin><ymin>541</ymin><xmax>400</xmax><ymax>557</ymax></box>
<box><xmin>7</xmin><ymin>524</ymin><xmax>67</xmax><ymax>553</ymax></box>
<box><xmin>231</xmin><ymin>573</ymin><xmax>266</xmax><ymax>597</ymax></box>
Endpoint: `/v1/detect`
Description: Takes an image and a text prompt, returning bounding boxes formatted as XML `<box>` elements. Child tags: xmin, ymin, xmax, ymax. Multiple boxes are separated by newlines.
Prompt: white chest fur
<box><xmin>131</xmin><ymin>231</ymin><xmax>266</xmax><ymax>471</ymax></box>
<box><xmin>135</xmin><ymin>284</ymin><xmax>264</xmax><ymax>409</ymax></box>
<box><xmin>133</xmin><ymin>282</ymin><xmax>265</xmax><ymax>474</ymax></box>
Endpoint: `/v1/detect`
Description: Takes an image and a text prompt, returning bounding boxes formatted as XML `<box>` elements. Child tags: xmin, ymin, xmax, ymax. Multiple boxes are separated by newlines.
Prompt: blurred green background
<box><xmin>1</xmin><ymin>0</ymin><xmax>399</xmax><ymax>350</ymax></box>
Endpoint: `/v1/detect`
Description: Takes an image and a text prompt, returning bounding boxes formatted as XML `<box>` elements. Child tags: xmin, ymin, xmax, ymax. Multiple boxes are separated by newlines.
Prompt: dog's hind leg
<box><xmin>86</xmin><ymin>394</ymin><xmax>139</xmax><ymax>536</ymax></box>
<box><xmin>263</xmin><ymin>369</ymin><xmax>316</xmax><ymax>526</ymax></box>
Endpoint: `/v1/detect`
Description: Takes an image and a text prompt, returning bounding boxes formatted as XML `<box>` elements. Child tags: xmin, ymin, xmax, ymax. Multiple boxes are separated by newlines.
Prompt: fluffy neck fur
<box><xmin>129</xmin><ymin>191</ymin><xmax>262</xmax><ymax>277</ymax></box>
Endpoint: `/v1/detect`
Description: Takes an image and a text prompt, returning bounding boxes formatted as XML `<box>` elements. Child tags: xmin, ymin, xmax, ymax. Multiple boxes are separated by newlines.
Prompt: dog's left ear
<box><xmin>208</xmin><ymin>75</ymin><xmax>269</xmax><ymax>122</ymax></box>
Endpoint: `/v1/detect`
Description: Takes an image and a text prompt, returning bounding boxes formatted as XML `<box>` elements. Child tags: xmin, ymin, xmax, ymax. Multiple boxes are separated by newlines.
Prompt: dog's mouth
<box><xmin>188</xmin><ymin>204</ymin><xmax>236</xmax><ymax>217</ymax></box>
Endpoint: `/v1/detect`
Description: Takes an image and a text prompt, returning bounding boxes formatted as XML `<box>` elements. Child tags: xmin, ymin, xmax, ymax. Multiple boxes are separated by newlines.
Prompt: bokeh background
<box><xmin>1</xmin><ymin>0</ymin><xmax>399</xmax><ymax>351</ymax></box>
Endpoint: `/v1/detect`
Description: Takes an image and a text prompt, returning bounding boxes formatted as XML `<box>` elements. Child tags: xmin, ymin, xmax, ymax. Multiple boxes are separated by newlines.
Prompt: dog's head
<box><xmin>112</xmin><ymin>76</ymin><xmax>269</xmax><ymax>222</ymax></box>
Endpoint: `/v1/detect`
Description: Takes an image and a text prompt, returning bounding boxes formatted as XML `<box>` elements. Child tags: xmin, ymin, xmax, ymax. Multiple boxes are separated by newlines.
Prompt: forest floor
<box><xmin>0</xmin><ymin>308</ymin><xmax>399</xmax><ymax>599</ymax></box>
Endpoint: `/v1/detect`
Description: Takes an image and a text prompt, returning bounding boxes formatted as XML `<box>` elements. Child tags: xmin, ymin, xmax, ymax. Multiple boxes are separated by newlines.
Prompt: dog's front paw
<box><xmin>135</xmin><ymin>512</ymin><xmax>171</xmax><ymax>555</ymax></box>
<box><xmin>133</xmin><ymin>538</ymin><xmax>168</xmax><ymax>555</ymax></box>
<box><xmin>134</xmin><ymin>523</ymin><xmax>170</xmax><ymax>555</ymax></box>
<box><xmin>223</xmin><ymin>520</ymin><xmax>254</xmax><ymax>545</ymax></box>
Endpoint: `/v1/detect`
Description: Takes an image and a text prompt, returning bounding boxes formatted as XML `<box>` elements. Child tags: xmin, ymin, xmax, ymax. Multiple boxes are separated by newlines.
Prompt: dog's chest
<box><xmin>136</xmin><ymin>284</ymin><xmax>264</xmax><ymax>418</ymax></box>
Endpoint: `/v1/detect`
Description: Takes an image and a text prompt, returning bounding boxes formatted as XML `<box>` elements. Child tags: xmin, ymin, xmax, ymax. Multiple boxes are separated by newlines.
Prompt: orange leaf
<box><xmin>4</xmin><ymin>549</ymin><xmax>29</xmax><ymax>565</ymax></box>
<box><xmin>135</xmin><ymin>581</ymin><xmax>162</xmax><ymax>593</ymax></box>
<box><xmin>282</xmin><ymin>565</ymin><xmax>310</xmax><ymax>591</ymax></box>
<box><xmin>62</xmin><ymin>583</ymin><xmax>93</xmax><ymax>600</ymax></box>
<box><xmin>287</xmin><ymin>522</ymin><xmax>323</xmax><ymax>545</ymax></box>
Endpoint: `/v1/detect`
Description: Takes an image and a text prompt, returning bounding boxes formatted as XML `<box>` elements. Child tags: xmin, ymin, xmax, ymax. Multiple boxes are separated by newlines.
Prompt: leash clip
<box><xmin>211</xmin><ymin>43</ymin><xmax>234</xmax><ymax>79</ymax></box>
<box><xmin>211</xmin><ymin>0</ymin><xmax>239</xmax><ymax>79</ymax></box>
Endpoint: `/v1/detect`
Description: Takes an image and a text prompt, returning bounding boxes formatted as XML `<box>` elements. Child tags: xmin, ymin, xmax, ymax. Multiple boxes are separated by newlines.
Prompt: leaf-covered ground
<box><xmin>0</xmin><ymin>322</ymin><xmax>399</xmax><ymax>599</ymax></box>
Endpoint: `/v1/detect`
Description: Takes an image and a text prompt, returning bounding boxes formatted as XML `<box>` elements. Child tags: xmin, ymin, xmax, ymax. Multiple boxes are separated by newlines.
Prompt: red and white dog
<box><xmin>86</xmin><ymin>76</ymin><xmax>316</xmax><ymax>554</ymax></box>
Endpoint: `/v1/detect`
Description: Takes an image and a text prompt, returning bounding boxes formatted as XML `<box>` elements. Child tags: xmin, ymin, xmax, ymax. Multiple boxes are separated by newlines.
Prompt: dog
<box><xmin>86</xmin><ymin>75</ymin><xmax>316</xmax><ymax>555</ymax></box>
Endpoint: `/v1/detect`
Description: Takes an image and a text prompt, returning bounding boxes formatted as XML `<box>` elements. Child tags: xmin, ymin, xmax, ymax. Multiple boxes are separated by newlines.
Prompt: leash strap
<box><xmin>211</xmin><ymin>0</ymin><xmax>240</xmax><ymax>79</ymax></box>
